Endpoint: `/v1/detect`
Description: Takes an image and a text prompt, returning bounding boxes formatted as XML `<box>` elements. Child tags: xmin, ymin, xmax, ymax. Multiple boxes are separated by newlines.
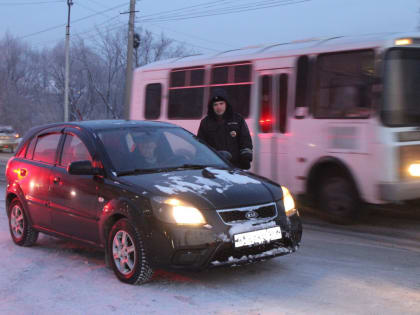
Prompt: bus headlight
<box><xmin>152</xmin><ymin>197</ymin><xmax>206</xmax><ymax>225</ymax></box>
<box><xmin>399</xmin><ymin>146</ymin><xmax>420</xmax><ymax>180</ymax></box>
<box><xmin>281</xmin><ymin>186</ymin><xmax>297</xmax><ymax>217</ymax></box>
<box><xmin>408</xmin><ymin>163</ymin><xmax>420</xmax><ymax>177</ymax></box>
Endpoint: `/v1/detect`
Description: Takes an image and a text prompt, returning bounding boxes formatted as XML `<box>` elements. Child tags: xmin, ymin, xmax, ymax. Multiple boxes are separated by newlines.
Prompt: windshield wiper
<box><xmin>116</xmin><ymin>168</ymin><xmax>163</xmax><ymax>176</ymax></box>
<box><xmin>174</xmin><ymin>164</ymin><xmax>207</xmax><ymax>170</ymax></box>
<box><xmin>117</xmin><ymin>164</ymin><xmax>222</xmax><ymax>176</ymax></box>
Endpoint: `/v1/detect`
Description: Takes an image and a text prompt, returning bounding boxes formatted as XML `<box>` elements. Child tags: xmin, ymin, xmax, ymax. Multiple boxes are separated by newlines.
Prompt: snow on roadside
<box><xmin>0</xmin><ymin>186</ymin><xmax>282</xmax><ymax>315</ymax></box>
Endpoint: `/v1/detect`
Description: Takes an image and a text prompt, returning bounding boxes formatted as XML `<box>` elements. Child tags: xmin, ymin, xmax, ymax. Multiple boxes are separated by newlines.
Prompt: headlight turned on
<box><xmin>408</xmin><ymin>163</ymin><xmax>420</xmax><ymax>177</ymax></box>
<box><xmin>281</xmin><ymin>186</ymin><xmax>297</xmax><ymax>217</ymax></box>
<box><xmin>164</xmin><ymin>198</ymin><xmax>206</xmax><ymax>225</ymax></box>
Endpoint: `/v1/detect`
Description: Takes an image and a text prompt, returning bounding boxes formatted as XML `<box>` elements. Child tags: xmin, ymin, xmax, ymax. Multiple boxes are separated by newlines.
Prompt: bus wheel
<box><xmin>317</xmin><ymin>170</ymin><xmax>361</xmax><ymax>224</ymax></box>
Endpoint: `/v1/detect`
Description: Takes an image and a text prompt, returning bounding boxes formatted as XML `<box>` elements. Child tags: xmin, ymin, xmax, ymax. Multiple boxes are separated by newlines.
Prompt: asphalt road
<box><xmin>0</xmin><ymin>183</ymin><xmax>419</xmax><ymax>314</ymax></box>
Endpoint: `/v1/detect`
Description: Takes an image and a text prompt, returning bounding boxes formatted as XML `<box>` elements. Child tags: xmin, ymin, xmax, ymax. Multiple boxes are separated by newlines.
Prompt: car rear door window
<box><xmin>32</xmin><ymin>133</ymin><xmax>61</xmax><ymax>164</ymax></box>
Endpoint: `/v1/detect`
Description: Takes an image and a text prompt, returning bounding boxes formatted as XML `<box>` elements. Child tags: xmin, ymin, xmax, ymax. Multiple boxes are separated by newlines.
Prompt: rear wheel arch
<box><xmin>6</xmin><ymin>193</ymin><xmax>18</xmax><ymax>215</ymax></box>
<box><xmin>8</xmin><ymin>197</ymin><xmax>39</xmax><ymax>246</ymax></box>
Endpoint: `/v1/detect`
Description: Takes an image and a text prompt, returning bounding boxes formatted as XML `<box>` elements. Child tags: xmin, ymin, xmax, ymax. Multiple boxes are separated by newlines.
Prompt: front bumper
<box><xmin>148</xmin><ymin>213</ymin><xmax>302</xmax><ymax>270</ymax></box>
<box><xmin>378</xmin><ymin>180</ymin><xmax>420</xmax><ymax>201</ymax></box>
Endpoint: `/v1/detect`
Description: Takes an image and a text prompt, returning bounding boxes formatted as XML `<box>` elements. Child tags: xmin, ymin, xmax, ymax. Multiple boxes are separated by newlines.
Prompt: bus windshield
<box><xmin>383</xmin><ymin>48</ymin><xmax>420</xmax><ymax>126</ymax></box>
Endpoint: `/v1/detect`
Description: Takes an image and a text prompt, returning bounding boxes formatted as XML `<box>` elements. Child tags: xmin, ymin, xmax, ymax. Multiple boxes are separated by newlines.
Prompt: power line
<box><xmin>137</xmin><ymin>0</ymin><xmax>233</xmax><ymax>20</ymax></box>
<box><xmin>0</xmin><ymin>0</ymin><xmax>62</xmax><ymax>5</ymax></box>
<box><xmin>17</xmin><ymin>2</ymin><xmax>128</xmax><ymax>40</ymax></box>
<box><xmin>20</xmin><ymin>0</ymin><xmax>310</xmax><ymax>52</ymax></box>
<box><xmin>139</xmin><ymin>0</ymin><xmax>311</xmax><ymax>23</ymax></box>
<box><xmin>137</xmin><ymin>0</ymin><xmax>282</xmax><ymax>20</ymax></box>
<box><xmin>29</xmin><ymin>14</ymin><xmax>125</xmax><ymax>48</ymax></box>
<box><xmin>74</xmin><ymin>1</ymin><xmax>125</xmax><ymax>34</ymax></box>
<box><xmin>72</xmin><ymin>20</ymin><xmax>127</xmax><ymax>42</ymax></box>
<box><xmin>147</xmin><ymin>29</ymin><xmax>219</xmax><ymax>52</ymax></box>
<box><xmin>84</xmin><ymin>0</ymin><xmax>108</xmax><ymax>7</ymax></box>
<box><xmin>144</xmin><ymin>21</ymin><xmax>235</xmax><ymax>49</ymax></box>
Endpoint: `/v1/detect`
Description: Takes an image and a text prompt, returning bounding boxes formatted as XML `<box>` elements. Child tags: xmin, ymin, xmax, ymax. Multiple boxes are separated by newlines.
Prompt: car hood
<box><xmin>118</xmin><ymin>167</ymin><xmax>276</xmax><ymax>210</ymax></box>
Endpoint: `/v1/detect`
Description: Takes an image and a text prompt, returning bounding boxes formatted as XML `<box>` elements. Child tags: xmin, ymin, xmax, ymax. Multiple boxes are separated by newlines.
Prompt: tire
<box><xmin>108</xmin><ymin>218</ymin><xmax>154</xmax><ymax>285</ymax></box>
<box><xmin>8</xmin><ymin>198</ymin><xmax>39</xmax><ymax>246</ymax></box>
<box><xmin>317</xmin><ymin>169</ymin><xmax>361</xmax><ymax>224</ymax></box>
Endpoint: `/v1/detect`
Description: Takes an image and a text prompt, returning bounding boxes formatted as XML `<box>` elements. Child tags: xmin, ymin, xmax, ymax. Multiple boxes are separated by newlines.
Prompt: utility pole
<box><xmin>123</xmin><ymin>0</ymin><xmax>136</xmax><ymax>120</ymax></box>
<box><xmin>64</xmin><ymin>0</ymin><xmax>73</xmax><ymax>122</ymax></box>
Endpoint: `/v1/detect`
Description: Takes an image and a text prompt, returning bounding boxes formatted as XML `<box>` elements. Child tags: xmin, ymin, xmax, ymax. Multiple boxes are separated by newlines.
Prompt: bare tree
<box><xmin>0</xmin><ymin>27</ymin><xmax>196</xmax><ymax>134</ymax></box>
<box><xmin>134</xmin><ymin>28</ymin><xmax>196</xmax><ymax>67</ymax></box>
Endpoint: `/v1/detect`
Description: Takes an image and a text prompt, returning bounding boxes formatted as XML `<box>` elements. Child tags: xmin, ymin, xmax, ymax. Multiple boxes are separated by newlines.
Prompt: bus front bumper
<box><xmin>378</xmin><ymin>180</ymin><xmax>420</xmax><ymax>202</ymax></box>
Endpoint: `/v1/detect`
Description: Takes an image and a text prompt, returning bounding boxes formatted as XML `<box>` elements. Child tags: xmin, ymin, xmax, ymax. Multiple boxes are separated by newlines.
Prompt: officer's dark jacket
<box><xmin>197</xmin><ymin>99</ymin><xmax>253</xmax><ymax>168</ymax></box>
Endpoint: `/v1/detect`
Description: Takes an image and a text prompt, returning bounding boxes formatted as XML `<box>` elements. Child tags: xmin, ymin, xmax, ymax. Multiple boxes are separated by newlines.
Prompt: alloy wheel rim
<box><xmin>112</xmin><ymin>230</ymin><xmax>136</xmax><ymax>275</ymax></box>
<box><xmin>10</xmin><ymin>205</ymin><xmax>25</xmax><ymax>239</ymax></box>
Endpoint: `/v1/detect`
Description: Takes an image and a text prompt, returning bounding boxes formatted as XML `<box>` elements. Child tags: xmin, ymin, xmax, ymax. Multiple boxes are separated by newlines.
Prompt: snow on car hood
<box><xmin>119</xmin><ymin>167</ymin><xmax>275</xmax><ymax>210</ymax></box>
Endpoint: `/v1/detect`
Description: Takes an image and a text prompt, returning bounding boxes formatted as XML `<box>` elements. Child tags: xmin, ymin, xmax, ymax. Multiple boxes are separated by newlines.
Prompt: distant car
<box><xmin>0</xmin><ymin>126</ymin><xmax>21</xmax><ymax>153</ymax></box>
<box><xmin>5</xmin><ymin>120</ymin><xmax>302</xmax><ymax>284</ymax></box>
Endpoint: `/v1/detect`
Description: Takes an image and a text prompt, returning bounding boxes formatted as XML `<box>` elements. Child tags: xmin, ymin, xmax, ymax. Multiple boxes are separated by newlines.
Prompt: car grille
<box><xmin>216</xmin><ymin>202</ymin><xmax>277</xmax><ymax>225</ymax></box>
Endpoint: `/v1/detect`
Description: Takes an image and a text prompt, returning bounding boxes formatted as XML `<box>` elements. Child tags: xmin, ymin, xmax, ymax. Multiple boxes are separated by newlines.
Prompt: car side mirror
<box><xmin>218</xmin><ymin>150</ymin><xmax>232</xmax><ymax>161</ymax></box>
<box><xmin>68</xmin><ymin>160</ymin><xmax>101</xmax><ymax>176</ymax></box>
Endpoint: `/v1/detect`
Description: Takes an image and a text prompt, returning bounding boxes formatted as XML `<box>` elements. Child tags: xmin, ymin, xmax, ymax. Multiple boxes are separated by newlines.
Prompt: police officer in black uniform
<box><xmin>197</xmin><ymin>89</ymin><xmax>253</xmax><ymax>169</ymax></box>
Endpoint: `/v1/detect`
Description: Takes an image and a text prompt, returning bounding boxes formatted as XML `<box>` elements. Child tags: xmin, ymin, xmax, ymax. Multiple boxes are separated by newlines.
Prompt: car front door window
<box><xmin>60</xmin><ymin>134</ymin><xmax>92</xmax><ymax>168</ymax></box>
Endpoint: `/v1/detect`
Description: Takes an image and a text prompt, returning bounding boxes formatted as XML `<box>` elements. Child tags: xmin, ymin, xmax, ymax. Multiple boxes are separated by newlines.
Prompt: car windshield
<box><xmin>382</xmin><ymin>48</ymin><xmax>420</xmax><ymax>126</ymax></box>
<box><xmin>0</xmin><ymin>128</ymin><xmax>15</xmax><ymax>134</ymax></box>
<box><xmin>96</xmin><ymin>126</ymin><xmax>229</xmax><ymax>174</ymax></box>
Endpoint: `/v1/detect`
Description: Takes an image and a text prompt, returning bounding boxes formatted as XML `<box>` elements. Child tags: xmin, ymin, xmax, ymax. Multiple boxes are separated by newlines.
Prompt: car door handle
<box><xmin>53</xmin><ymin>177</ymin><xmax>61</xmax><ymax>184</ymax></box>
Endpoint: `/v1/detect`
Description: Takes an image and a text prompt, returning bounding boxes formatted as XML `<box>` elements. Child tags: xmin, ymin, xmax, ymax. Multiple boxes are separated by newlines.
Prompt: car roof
<box><xmin>20</xmin><ymin>120</ymin><xmax>180</xmax><ymax>145</ymax></box>
<box><xmin>66</xmin><ymin>120</ymin><xmax>177</xmax><ymax>130</ymax></box>
<box><xmin>30</xmin><ymin>120</ymin><xmax>177</xmax><ymax>133</ymax></box>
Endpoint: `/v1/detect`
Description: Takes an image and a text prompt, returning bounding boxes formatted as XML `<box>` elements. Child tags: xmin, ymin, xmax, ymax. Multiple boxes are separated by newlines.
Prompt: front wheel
<box><xmin>108</xmin><ymin>219</ymin><xmax>155</xmax><ymax>285</ymax></box>
<box><xmin>317</xmin><ymin>171</ymin><xmax>361</xmax><ymax>224</ymax></box>
<box><xmin>8</xmin><ymin>198</ymin><xmax>38</xmax><ymax>246</ymax></box>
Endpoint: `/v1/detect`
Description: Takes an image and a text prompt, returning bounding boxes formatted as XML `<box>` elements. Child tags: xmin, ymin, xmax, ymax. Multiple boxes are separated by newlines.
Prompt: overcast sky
<box><xmin>0</xmin><ymin>0</ymin><xmax>419</xmax><ymax>53</ymax></box>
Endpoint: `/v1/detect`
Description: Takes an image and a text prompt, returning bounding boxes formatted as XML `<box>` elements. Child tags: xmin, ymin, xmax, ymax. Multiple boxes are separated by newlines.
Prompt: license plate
<box><xmin>234</xmin><ymin>226</ymin><xmax>282</xmax><ymax>248</ymax></box>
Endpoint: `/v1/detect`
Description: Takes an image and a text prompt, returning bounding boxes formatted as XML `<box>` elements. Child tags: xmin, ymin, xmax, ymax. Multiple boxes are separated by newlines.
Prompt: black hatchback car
<box><xmin>5</xmin><ymin>120</ymin><xmax>302</xmax><ymax>284</ymax></box>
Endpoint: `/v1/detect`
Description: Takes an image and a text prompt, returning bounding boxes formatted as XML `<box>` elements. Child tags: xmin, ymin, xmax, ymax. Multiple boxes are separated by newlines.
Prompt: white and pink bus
<box><xmin>130</xmin><ymin>33</ymin><xmax>420</xmax><ymax>222</ymax></box>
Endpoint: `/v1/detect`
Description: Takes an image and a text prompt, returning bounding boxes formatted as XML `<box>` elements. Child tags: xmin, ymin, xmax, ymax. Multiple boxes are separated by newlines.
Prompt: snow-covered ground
<box><xmin>0</xmin><ymin>185</ymin><xmax>420</xmax><ymax>315</ymax></box>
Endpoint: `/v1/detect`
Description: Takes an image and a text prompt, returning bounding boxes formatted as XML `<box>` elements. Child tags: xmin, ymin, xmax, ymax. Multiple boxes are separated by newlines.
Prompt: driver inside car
<box><xmin>133</xmin><ymin>133</ymin><xmax>160</xmax><ymax>168</ymax></box>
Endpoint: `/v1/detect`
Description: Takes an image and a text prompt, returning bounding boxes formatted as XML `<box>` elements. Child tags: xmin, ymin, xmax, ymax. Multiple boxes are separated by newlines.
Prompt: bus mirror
<box><xmin>295</xmin><ymin>107</ymin><xmax>308</xmax><ymax>119</ymax></box>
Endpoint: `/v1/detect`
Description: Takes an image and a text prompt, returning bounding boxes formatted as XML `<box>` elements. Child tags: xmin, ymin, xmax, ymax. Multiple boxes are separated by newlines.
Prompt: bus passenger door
<box><xmin>256</xmin><ymin>70</ymin><xmax>291</xmax><ymax>186</ymax></box>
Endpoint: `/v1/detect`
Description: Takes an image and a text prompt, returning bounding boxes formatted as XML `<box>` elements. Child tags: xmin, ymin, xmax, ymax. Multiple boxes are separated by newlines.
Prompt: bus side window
<box><xmin>314</xmin><ymin>50</ymin><xmax>374</xmax><ymax>119</ymax></box>
<box><xmin>144</xmin><ymin>83</ymin><xmax>162</xmax><ymax>119</ymax></box>
<box><xmin>278</xmin><ymin>74</ymin><xmax>288</xmax><ymax>133</ymax></box>
<box><xmin>259</xmin><ymin>75</ymin><xmax>273</xmax><ymax>133</ymax></box>
<box><xmin>168</xmin><ymin>67</ymin><xmax>205</xmax><ymax>119</ymax></box>
<box><xmin>295</xmin><ymin>55</ymin><xmax>309</xmax><ymax>118</ymax></box>
<box><xmin>209</xmin><ymin>62</ymin><xmax>252</xmax><ymax>118</ymax></box>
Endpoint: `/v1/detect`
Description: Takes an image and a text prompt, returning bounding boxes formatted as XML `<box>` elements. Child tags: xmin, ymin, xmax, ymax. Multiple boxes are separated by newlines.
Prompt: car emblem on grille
<box><xmin>245</xmin><ymin>210</ymin><xmax>258</xmax><ymax>219</ymax></box>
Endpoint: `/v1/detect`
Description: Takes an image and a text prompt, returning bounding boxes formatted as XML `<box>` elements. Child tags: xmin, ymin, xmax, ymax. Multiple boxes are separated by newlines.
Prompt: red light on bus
<box><xmin>259</xmin><ymin>116</ymin><xmax>274</xmax><ymax>133</ymax></box>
